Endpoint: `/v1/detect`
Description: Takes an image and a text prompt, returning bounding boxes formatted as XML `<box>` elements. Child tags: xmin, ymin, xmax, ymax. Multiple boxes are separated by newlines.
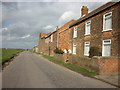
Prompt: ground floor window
<box><xmin>84</xmin><ymin>42</ymin><xmax>90</xmax><ymax>56</ymax></box>
<box><xmin>73</xmin><ymin>43</ymin><xmax>76</xmax><ymax>55</ymax></box>
<box><xmin>102</xmin><ymin>39</ymin><xmax>111</xmax><ymax>56</ymax></box>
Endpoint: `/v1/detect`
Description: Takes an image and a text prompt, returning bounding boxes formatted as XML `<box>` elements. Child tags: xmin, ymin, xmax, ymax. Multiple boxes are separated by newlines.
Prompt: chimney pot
<box><xmin>81</xmin><ymin>6</ymin><xmax>88</xmax><ymax>17</ymax></box>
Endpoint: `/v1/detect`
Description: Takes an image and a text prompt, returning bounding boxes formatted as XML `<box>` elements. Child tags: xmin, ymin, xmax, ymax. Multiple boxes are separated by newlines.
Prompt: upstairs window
<box><xmin>45</xmin><ymin>38</ymin><xmax>49</xmax><ymax>43</ymax></box>
<box><xmin>73</xmin><ymin>26</ymin><xmax>78</xmax><ymax>38</ymax></box>
<box><xmin>85</xmin><ymin>21</ymin><xmax>91</xmax><ymax>35</ymax></box>
<box><xmin>51</xmin><ymin>34</ymin><xmax>53</xmax><ymax>42</ymax></box>
<box><xmin>103</xmin><ymin>12</ymin><xmax>112</xmax><ymax>31</ymax></box>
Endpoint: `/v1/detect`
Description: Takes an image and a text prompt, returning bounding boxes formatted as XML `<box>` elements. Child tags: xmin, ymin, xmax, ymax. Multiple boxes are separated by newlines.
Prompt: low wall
<box><xmin>53</xmin><ymin>53</ymin><xmax>120</xmax><ymax>74</ymax></box>
<box><xmin>53</xmin><ymin>54</ymin><xmax>64</xmax><ymax>62</ymax></box>
<box><xmin>96</xmin><ymin>57</ymin><xmax>120</xmax><ymax>74</ymax></box>
<box><xmin>68</xmin><ymin>54</ymin><xmax>99</xmax><ymax>72</ymax></box>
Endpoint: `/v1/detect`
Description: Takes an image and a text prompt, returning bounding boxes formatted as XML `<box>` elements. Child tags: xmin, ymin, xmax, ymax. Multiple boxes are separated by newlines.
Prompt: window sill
<box><xmin>102</xmin><ymin>29</ymin><xmax>112</xmax><ymax>32</ymax></box>
<box><xmin>85</xmin><ymin>34</ymin><xmax>90</xmax><ymax>36</ymax></box>
<box><xmin>84</xmin><ymin>54</ymin><xmax>89</xmax><ymax>56</ymax></box>
<box><xmin>73</xmin><ymin>37</ymin><xmax>77</xmax><ymax>39</ymax></box>
<box><xmin>102</xmin><ymin>55</ymin><xmax>111</xmax><ymax>57</ymax></box>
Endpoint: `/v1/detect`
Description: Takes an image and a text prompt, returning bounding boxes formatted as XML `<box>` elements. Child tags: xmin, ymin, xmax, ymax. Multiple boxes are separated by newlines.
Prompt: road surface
<box><xmin>2</xmin><ymin>51</ymin><xmax>116</xmax><ymax>88</ymax></box>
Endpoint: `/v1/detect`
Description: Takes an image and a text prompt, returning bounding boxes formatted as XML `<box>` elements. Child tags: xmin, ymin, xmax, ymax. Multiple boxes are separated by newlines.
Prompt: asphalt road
<box><xmin>2</xmin><ymin>51</ymin><xmax>116</xmax><ymax>88</ymax></box>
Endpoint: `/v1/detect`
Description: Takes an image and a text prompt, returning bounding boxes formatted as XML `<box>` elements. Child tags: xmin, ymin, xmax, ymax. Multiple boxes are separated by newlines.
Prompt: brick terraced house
<box><xmin>69</xmin><ymin>1</ymin><xmax>120</xmax><ymax>57</ymax></box>
<box><xmin>57</xmin><ymin>20</ymin><xmax>76</xmax><ymax>53</ymax></box>
<box><xmin>38</xmin><ymin>33</ymin><xmax>51</xmax><ymax>54</ymax></box>
<box><xmin>33</xmin><ymin>45</ymin><xmax>38</xmax><ymax>52</ymax></box>
<box><xmin>38</xmin><ymin>20</ymin><xmax>76</xmax><ymax>56</ymax></box>
<box><xmin>38</xmin><ymin>1</ymin><xmax>120</xmax><ymax>74</ymax></box>
<box><xmin>44</xmin><ymin>31</ymin><xmax>58</xmax><ymax>56</ymax></box>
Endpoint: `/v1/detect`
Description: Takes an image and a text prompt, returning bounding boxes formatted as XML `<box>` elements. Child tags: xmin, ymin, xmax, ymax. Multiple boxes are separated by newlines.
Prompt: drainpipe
<box><xmin>56</xmin><ymin>26</ymin><xmax>59</xmax><ymax>48</ymax></box>
<box><xmin>57</xmin><ymin>32</ymin><xmax>59</xmax><ymax>48</ymax></box>
<box><xmin>49</xmin><ymin>46</ymin><xmax>50</xmax><ymax>56</ymax></box>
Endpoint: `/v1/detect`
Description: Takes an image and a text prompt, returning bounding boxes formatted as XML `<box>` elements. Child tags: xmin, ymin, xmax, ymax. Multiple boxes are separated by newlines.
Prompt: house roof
<box><xmin>44</xmin><ymin>19</ymin><xmax>76</xmax><ymax>38</ymax></box>
<box><xmin>40</xmin><ymin>33</ymin><xmax>51</xmax><ymax>39</ymax></box>
<box><xmin>69</xmin><ymin>1</ymin><xmax>119</xmax><ymax>28</ymax></box>
<box><xmin>57</xmin><ymin>19</ymin><xmax>76</xmax><ymax>32</ymax></box>
<box><xmin>45</xmin><ymin>30</ymin><xmax>57</xmax><ymax>38</ymax></box>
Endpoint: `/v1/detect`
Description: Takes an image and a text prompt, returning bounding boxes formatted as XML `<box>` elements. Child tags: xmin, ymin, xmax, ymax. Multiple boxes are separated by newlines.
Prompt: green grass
<box><xmin>0</xmin><ymin>49</ymin><xmax>24</xmax><ymax>64</ymax></box>
<box><xmin>37</xmin><ymin>53</ymin><xmax>98</xmax><ymax>76</ymax></box>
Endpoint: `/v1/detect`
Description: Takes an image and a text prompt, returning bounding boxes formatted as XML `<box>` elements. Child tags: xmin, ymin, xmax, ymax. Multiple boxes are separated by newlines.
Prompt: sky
<box><xmin>1</xmin><ymin>0</ymin><xmax>112</xmax><ymax>49</ymax></box>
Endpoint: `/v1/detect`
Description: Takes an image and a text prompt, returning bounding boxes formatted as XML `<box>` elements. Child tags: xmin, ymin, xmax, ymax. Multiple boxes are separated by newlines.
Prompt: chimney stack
<box><xmin>56</xmin><ymin>26</ymin><xmax>59</xmax><ymax>30</ymax></box>
<box><xmin>81</xmin><ymin>6</ymin><xmax>88</xmax><ymax>17</ymax></box>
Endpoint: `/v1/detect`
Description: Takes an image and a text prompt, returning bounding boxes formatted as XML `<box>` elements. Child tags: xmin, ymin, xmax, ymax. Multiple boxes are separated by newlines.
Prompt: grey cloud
<box><xmin>2</xmin><ymin>1</ymin><xmax>110</xmax><ymax>49</ymax></box>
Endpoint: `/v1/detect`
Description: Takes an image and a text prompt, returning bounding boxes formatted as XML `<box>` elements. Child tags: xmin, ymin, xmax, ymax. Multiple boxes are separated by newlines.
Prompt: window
<box><xmin>36</xmin><ymin>48</ymin><xmax>38</xmax><ymax>52</ymax></box>
<box><xmin>51</xmin><ymin>35</ymin><xmax>53</xmax><ymax>42</ymax></box>
<box><xmin>85</xmin><ymin>21</ymin><xmax>91</xmax><ymax>35</ymax></box>
<box><xmin>102</xmin><ymin>39</ymin><xmax>111</xmax><ymax>56</ymax></box>
<box><xmin>73</xmin><ymin>43</ymin><xmax>76</xmax><ymax>54</ymax></box>
<box><xmin>45</xmin><ymin>38</ymin><xmax>49</xmax><ymax>43</ymax></box>
<box><xmin>103</xmin><ymin>12</ymin><xmax>112</xmax><ymax>31</ymax></box>
<box><xmin>73</xmin><ymin>26</ymin><xmax>78</xmax><ymax>38</ymax></box>
<box><xmin>84</xmin><ymin>42</ymin><xmax>90</xmax><ymax>56</ymax></box>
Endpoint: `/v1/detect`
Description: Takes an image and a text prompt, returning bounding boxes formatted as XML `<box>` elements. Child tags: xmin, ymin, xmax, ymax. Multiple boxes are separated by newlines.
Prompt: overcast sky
<box><xmin>1</xmin><ymin>0</ymin><xmax>112</xmax><ymax>49</ymax></box>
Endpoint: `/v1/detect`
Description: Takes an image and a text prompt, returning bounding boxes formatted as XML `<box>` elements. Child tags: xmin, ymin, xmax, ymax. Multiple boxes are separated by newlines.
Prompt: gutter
<box><xmin>69</xmin><ymin>2</ymin><xmax>118</xmax><ymax>28</ymax></box>
<box><xmin>59</xmin><ymin>27</ymin><xmax>69</xmax><ymax>33</ymax></box>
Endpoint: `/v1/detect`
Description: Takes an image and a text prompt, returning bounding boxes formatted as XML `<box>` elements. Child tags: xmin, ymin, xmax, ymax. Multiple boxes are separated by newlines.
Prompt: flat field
<box><xmin>0</xmin><ymin>49</ymin><xmax>24</xmax><ymax>64</ymax></box>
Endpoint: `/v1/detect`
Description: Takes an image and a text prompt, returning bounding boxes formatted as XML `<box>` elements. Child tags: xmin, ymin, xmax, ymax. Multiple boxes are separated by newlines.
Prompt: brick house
<box><xmin>44</xmin><ymin>31</ymin><xmax>58</xmax><ymax>56</ymax></box>
<box><xmin>38</xmin><ymin>28</ymin><xmax>58</xmax><ymax>56</ymax></box>
<box><xmin>57</xmin><ymin>20</ymin><xmax>76</xmax><ymax>53</ymax></box>
<box><xmin>38</xmin><ymin>1</ymin><xmax>120</xmax><ymax>74</ymax></box>
<box><xmin>33</xmin><ymin>45</ymin><xmax>38</xmax><ymax>52</ymax></box>
<box><xmin>38</xmin><ymin>20</ymin><xmax>76</xmax><ymax>56</ymax></box>
<box><xmin>69</xmin><ymin>1</ymin><xmax>120</xmax><ymax>58</ymax></box>
<box><xmin>38</xmin><ymin>33</ymin><xmax>51</xmax><ymax>54</ymax></box>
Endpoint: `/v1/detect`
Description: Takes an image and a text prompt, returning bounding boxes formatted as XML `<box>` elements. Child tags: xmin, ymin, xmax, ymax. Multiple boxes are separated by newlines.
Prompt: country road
<box><xmin>2</xmin><ymin>51</ymin><xmax>116</xmax><ymax>88</ymax></box>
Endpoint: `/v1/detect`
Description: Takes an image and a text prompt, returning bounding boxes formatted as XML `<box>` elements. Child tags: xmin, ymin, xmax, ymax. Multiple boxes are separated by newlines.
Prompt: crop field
<box><xmin>0</xmin><ymin>49</ymin><xmax>24</xmax><ymax>64</ymax></box>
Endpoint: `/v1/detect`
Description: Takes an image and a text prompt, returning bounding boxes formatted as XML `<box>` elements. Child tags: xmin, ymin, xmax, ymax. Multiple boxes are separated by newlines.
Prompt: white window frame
<box><xmin>36</xmin><ymin>47</ymin><xmax>38</xmax><ymax>52</ymax></box>
<box><xmin>102</xmin><ymin>39</ymin><xmax>111</xmax><ymax>56</ymax></box>
<box><xmin>51</xmin><ymin>34</ymin><xmax>53</xmax><ymax>42</ymax></box>
<box><xmin>45</xmin><ymin>38</ymin><xmax>47</xmax><ymax>43</ymax></box>
<box><xmin>85</xmin><ymin>21</ymin><xmax>91</xmax><ymax>35</ymax></box>
<box><xmin>45</xmin><ymin>38</ymin><xmax>49</xmax><ymax>43</ymax></box>
<box><xmin>73</xmin><ymin>26</ymin><xmax>78</xmax><ymax>38</ymax></box>
<box><xmin>73</xmin><ymin>43</ymin><xmax>77</xmax><ymax>55</ymax></box>
<box><xmin>84</xmin><ymin>42</ymin><xmax>90</xmax><ymax>56</ymax></box>
<box><xmin>103</xmin><ymin>12</ymin><xmax>112</xmax><ymax>32</ymax></box>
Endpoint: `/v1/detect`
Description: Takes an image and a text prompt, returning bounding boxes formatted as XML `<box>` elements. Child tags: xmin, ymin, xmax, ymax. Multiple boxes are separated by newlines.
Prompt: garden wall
<box><xmin>54</xmin><ymin>53</ymin><xmax>120</xmax><ymax>74</ymax></box>
<box><xmin>96</xmin><ymin>57</ymin><xmax>120</xmax><ymax>74</ymax></box>
<box><xmin>54</xmin><ymin>54</ymin><xmax>64</xmax><ymax>62</ymax></box>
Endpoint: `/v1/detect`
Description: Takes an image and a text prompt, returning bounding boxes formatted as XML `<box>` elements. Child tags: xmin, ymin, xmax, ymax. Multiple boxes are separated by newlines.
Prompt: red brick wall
<box><xmin>70</xmin><ymin>3</ymin><xmax>120</xmax><ymax>57</ymax></box>
<box><xmin>58</xmin><ymin>20</ymin><xmax>75</xmax><ymax>52</ymax></box>
<box><xmin>49</xmin><ymin>32</ymin><xmax>57</xmax><ymax>56</ymax></box>
<box><xmin>59</xmin><ymin>29</ymin><xmax>71</xmax><ymax>51</ymax></box>
<box><xmin>98</xmin><ymin>58</ymin><xmax>120</xmax><ymax>74</ymax></box>
<box><xmin>53</xmin><ymin>53</ymin><xmax>119</xmax><ymax>74</ymax></box>
<box><xmin>38</xmin><ymin>37</ymin><xmax>45</xmax><ymax>53</ymax></box>
<box><xmin>68</xmin><ymin>54</ymin><xmax>120</xmax><ymax>74</ymax></box>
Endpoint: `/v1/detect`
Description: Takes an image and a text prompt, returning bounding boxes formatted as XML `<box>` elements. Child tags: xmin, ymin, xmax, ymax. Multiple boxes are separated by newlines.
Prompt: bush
<box><xmin>89</xmin><ymin>46</ymin><xmax>101</xmax><ymax>58</ymax></box>
<box><xmin>54</xmin><ymin>48</ymin><xmax>64</xmax><ymax>54</ymax></box>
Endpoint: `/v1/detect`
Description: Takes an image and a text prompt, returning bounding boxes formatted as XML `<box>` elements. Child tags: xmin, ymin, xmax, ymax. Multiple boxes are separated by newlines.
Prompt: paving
<box><xmin>95</xmin><ymin>73</ymin><xmax>120</xmax><ymax>87</ymax></box>
<box><xmin>2</xmin><ymin>51</ymin><xmax>117</xmax><ymax>88</ymax></box>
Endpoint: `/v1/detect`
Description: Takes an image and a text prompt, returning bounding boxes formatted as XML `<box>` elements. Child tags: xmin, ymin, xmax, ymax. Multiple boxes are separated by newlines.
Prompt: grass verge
<box><xmin>36</xmin><ymin>52</ymin><xmax>98</xmax><ymax>76</ymax></box>
<box><xmin>0</xmin><ymin>49</ymin><xmax>24</xmax><ymax>64</ymax></box>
